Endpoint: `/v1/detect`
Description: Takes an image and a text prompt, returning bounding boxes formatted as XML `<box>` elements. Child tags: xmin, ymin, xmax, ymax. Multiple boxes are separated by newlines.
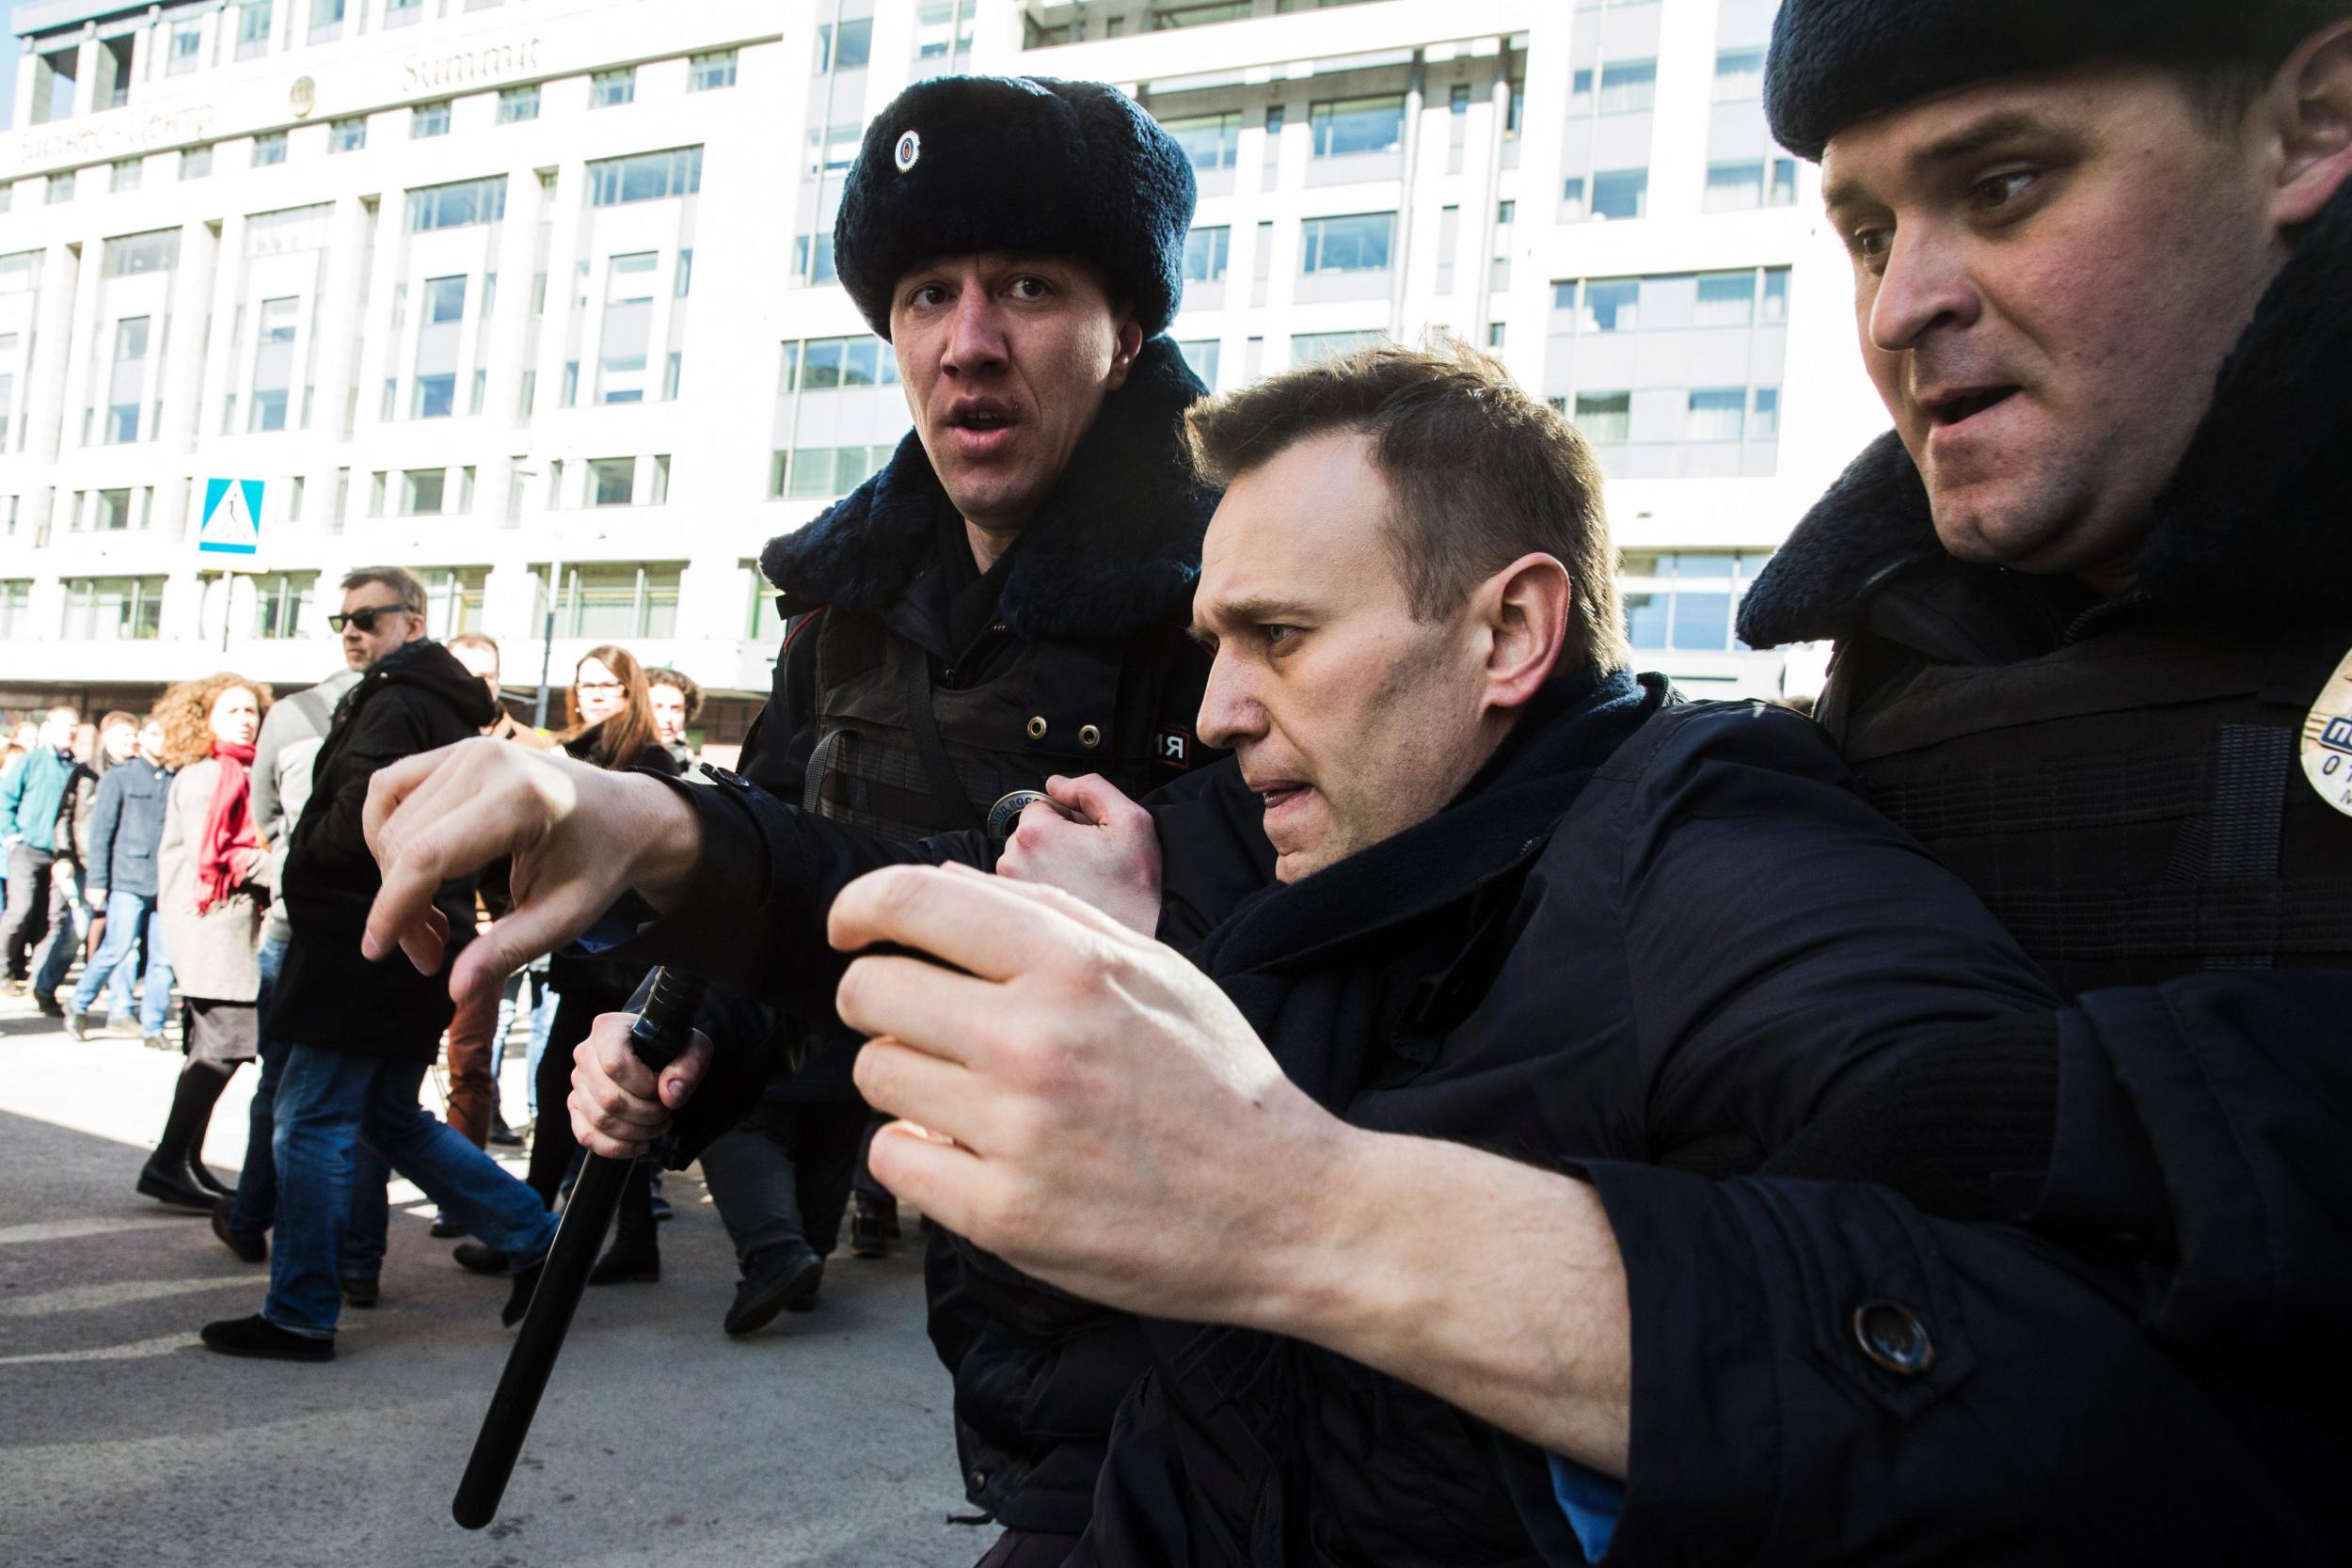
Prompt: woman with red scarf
<box><xmin>139</xmin><ymin>673</ymin><xmax>274</xmax><ymax>1210</ymax></box>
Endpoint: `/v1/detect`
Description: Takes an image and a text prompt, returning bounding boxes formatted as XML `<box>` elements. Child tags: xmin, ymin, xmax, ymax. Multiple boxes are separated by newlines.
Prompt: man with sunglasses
<box><xmin>203</xmin><ymin>567</ymin><xmax>552</xmax><ymax>1361</ymax></box>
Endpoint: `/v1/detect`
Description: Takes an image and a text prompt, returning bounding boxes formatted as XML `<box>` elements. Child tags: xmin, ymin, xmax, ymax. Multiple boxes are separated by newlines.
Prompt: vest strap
<box><xmin>901</xmin><ymin>653</ymin><xmax>986</xmax><ymax>835</ymax></box>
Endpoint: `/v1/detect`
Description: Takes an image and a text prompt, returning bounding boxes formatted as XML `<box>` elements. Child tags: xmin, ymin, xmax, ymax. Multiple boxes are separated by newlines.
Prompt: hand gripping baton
<box><xmin>452</xmin><ymin>965</ymin><xmax>707</xmax><ymax>1530</ymax></box>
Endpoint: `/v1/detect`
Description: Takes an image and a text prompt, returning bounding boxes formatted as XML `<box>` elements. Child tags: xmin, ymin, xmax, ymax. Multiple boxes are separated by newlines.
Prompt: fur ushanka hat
<box><xmin>833</xmin><ymin>75</ymin><xmax>1197</xmax><ymax>341</ymax></box>
<box><xmin>1764</xmin><ymin>0</ymin><xmax>2344</xmax><ymax>161</ymax></box>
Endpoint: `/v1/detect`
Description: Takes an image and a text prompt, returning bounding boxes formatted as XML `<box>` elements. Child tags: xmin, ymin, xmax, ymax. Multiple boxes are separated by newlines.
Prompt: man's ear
<box><xmin>1478</xmin><ymin>553</ymin><xmax>1574</xmax><ymax>715</ymax></box>
<box><xmin>1104</xmin><ymin>312</ymin><xmax>1146</xmax><ymax>393</ymax></box>
<box><xmin>2267</xmin><ymin>20</ymin><xmax>2352</xmax><ymax>227</ymax></box>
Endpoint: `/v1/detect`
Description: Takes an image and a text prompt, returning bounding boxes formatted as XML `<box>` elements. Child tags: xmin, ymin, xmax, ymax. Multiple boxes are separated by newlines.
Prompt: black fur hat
<box><xmin>833</xmin><ymin>75</ymin><xmax>1197</xmax><ymax>341</ymax></box>
<box><xmin>1765</xmin><ymin>1</ymin><xmax>2340</xmax><ymax>161</ymax></box>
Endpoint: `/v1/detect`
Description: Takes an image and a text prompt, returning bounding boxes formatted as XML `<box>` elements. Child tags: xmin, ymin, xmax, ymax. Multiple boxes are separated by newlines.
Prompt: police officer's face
<box><xmin>891</xmin><ymin>253</ymin><xmax>1145</xmax><ymax>542</ymax></box>
<box><xmin>1191</xmin><ymin>432</ymin><xmax>1499</xmax><ymax>883</ymax></box>
<box><xmin>1820</xmin><ymin>55</ymin><xmax>2345</xmax><ymax>590</ymax></box>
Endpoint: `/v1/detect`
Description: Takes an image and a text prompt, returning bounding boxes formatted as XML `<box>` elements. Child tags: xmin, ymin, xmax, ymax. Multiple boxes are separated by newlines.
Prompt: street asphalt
<box><xmin>0</xmin><ymin>990</ymin><xmax>981</xmax><ymax>1568</ymax></box>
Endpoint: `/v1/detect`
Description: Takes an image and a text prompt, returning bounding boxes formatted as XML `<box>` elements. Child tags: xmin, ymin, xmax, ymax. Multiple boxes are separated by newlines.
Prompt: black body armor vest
<box><xmin>1819</xmin><ymin>608</ymin><xmax>2352</xmax><ymax>998</ymax></box>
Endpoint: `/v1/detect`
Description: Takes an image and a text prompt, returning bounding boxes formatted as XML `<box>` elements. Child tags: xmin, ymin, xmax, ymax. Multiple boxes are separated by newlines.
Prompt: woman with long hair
<box><xmin>529</xmin><ymin>645</ymin><xmax>680</xmax><ymax>1281</ymax></box>
<box><xmin>138</xmin><ymin>673</ymin><xmax>273</xmax><ymax>1210</ymax></box>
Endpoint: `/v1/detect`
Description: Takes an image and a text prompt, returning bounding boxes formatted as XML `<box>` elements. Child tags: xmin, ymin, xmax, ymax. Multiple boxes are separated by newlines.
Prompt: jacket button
<box><xmin>1078</xmin><ymin>723</ymin><xmax>1102</xmax><ymax>750</ymax></box>
<box><xmin>1025</xmin><ymin>716</ymin><xmax>1047</xmax><ymax>740</ymax></box>
<box><xmin>969</xmin><ymin>1468</ymin><xmax>988</xmax><ymax>1492</ymax></box>
<box><xmin>1851</xmin><ymin>1300</ymin><xmax>1935</xmax><ymax>1375</ymax></box>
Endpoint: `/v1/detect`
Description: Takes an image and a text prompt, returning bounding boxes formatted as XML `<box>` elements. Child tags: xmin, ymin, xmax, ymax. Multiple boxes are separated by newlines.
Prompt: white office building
<box><xmin>1</xmin><ymin>0</ymin><xmax>1878</xmax><ymax>745</ymax></box>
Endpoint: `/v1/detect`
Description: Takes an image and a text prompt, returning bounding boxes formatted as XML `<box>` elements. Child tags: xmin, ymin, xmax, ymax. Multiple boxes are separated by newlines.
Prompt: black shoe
<box><xmin>211</xmin><ymin>1197</ymin><xmax>267</xmax><ymax>1263</ymax></box>
<box><xmin>137</xmin><ymin>1158</ymin><xmax>215</xmax><ymax>1212</ymax></box>
<box><xmin>487</xmin><ymin>1120</ymin><xmax>524</xmax><ymax>1148</ymax></box>
<box><xmin>63</xmin><ymin>1009</ymin><xmax>88</xmax><ymax>1041</ymax></box>
<box><xmin>35</xmin><ymin>991</ymin><xmax>64</xmax><ymax>1018</ymax></box>
<box><xmin>849</xmin><ymin>1198</ymin><xmax>890</xmax><ymax>1259</ymax></box>
<box><xmin>429</xmin><ymin>1212</ymin><xmax>467</xmax><ymax>1239</ymax></box>
<box><xmin>341</xmin><ymin>1274</ymin><xmax>380</xmax><ymax>1309</ymax></box>
<box><xmin>201</xmin><ymin>1313</ymin><xmax>333</xmax><ymax>1362</ymax></box>
<box><xmin>453</xmin><ymin>1241</ymin><xmax>513</xmax><ymax>1275</ymax></box>
<box><xmin>586</xmin><ymin>1238</ymin><xmax>660</xmax><ymax>1286</ymax></box>
<box><xmin>723</xmin><ymin>1246</ymin><xmax>824</xmax><ymax>1338</ymax></box>
<box><xmin>188</xmin><ymin>1157</ymin><xmax>231</xmax><ymax>1198</ymax></box>
<box><xmin>501</xmin><ymin>1262</ymin><xmax>544</xmax><ymax>1328</ymax></box>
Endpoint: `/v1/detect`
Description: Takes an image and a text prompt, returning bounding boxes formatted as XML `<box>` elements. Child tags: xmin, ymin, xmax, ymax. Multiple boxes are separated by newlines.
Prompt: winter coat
<box><xmin>0</xmin><ymin>747</ymin><xmax>90</xmax><ymax>856</ymax></box>
<box><xmin>251</xmin><ymin>667</ymin><xmax>361</xmax><ymax>945</ymax></box>
<box><xmin>83</xmin><ymin>757</ymin><xmax>171</xmax><ymax>899</ymax></box>
<box><xmin>628</xmin><ymin>671</ymin><xmax>2076</xmax><ymax>1561</ymax></box>
<box><xmin>732</xmin><ymin>332</ymin><xmax>1224</xmax><ymax>1531</ymax></box>
<box><xmin>154</xmin><ymin>760</ymin><xmax>269</xmax><ymax>1003</ymax></box>
<box><xmin>266</xmin><ymin>640</ymin><xmax>496</xmax><ymax>1059</ymax></box>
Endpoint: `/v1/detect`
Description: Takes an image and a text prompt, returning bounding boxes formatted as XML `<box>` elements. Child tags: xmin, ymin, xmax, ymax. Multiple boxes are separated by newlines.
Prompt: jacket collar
<box><xmin>1740</xmin><ymin>177</ymin><xmax>2352</xmax><ymax>650</ymax></box>
<box><xmin>1191</xmin><ymin>670</ymin><xmax>1663</xmax><ymax>980</ymax></box>
<box><xmin>761</xmin><ymin>335</ymin><xmax>1216</xmax><ymax>641</ymax></box>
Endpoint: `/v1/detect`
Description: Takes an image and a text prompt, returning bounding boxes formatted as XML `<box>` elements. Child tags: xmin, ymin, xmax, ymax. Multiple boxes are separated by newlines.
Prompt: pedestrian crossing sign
<box><xmin>199</xmin><ymin>478</ymin><xmax>263</xmax><ymax>555</ymax></box>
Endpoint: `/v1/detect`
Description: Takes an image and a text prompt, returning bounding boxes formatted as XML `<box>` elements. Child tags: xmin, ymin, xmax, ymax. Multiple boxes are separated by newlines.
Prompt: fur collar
<box><xmin>1740</xmin><ymin>178</ymin><xmax>2352</xmax><ymax>648</ymax></box>
<box><xmin>760</xmin><ymin>336</ymin><xmax>1214</xmax><ymax>641</ymax></box>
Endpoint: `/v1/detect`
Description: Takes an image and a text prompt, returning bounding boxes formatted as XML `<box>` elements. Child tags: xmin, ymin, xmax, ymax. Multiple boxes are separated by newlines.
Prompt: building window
<box><xmin>102</xmin><ymin>230</ymin><xmax>182</xmax><ymax>278</ymax></box>
<box><xmin>591</xmin><ymin>69</ymin><xmax>635</xmax><ymax>109</ymax></box>
<box><xmin>0</xmin><ymin>580</ymin><xmax>32</xmax><ymax>640</ymax></box>
<box><xmin>1299</xmin><ymin>213</ymin><xmax>1395</xmax><ymax>274</ymax></box>
<box><xmin>689</xmin><ymin>50</ymin><xmax>738</xmax><ymax>91</ymax></box>
<box><xmin>1162</xmin><ymin>111</ymin><xmax>1241</xmax><ymax>172</ymax></box>
<box><xmin>385</xmin><ymin>0</ymin><xmax>424</xmax><ymax>24</ymax></box>
<box><xmin>586</xmin><ymin>147</ymin><xmax>704</xmax><ymax>207</ymax></box>
<box><xmin>1293</xmin><ymin>330</ymin><xmax>1386</xmax><ymax>364</ymax></box>
<box><xmin>1175</xmin><ymin>339</ymin><xmax>1220</xmax><ymax>389</ymax></box>
<box><xmin>309</xmin><ymin>0</ymin><xmax>346</xmax><ymax>40</ymax></box>
<box><xmin>1153</xmin><ymin>1</ymin><xmax>1252</xmax><ymax>26</ymax></box>
<box><xmin>412</xmin><ymin>102</ymin><xmax>453</xmax><ymax>139</ymax></box>
<box><xmin>589</xmin><ymin>458</ymin><xmax>636</xmax><ymax>507</ymax></box>
<box><xmin>771</xmin><ymin>445</ymin><xmax>899</xmax><ymax>500</ymax></box>
<box><xmin>413</xmin><ymin>374</ymin><xmax>455</xmax><ymax>420</ymax></box>
<box><xmin>745</xmin><ymin>563</ymin><xmax>786</xmax><ymax>641</ymax></box>
<box><xmin>426</xmin><ymin>274</ymin><xmax>468</xmax><ymax>325</ymax></box>
<box><xmin>421</xmin><ymin>567</ymin><xmax>488</xmax><ymax>636</ymax></box>
<box><xmin>814</xmin><ymin>17</ymin><xmax>872</xmax><ymax>72</ymax></box>
<box><xmin>598</xmin><ymin>253</ymin><xmax>657</xmax><ymax>405</ymax></box>
<box><xmin>1713</xmin><ymin>46</ymin><xmax>1767</xmax><ymax>103</ymax></box>
<box><xmin>1619</xmin><ymin>552</ymin><xmax>1774</xmax><ymax>654</ymax></box>
<box><xmin>329</xmin><ymin>118</ymin><xmax>368</xmax><ymax>154</ymax></box>
<box><xmin>805</xmin><ymin>121</ymin><xmax>863</xmax><ymax>175</ymax></box>
<box><xmin>402</xmin><ymin>468</ymin><xmax>446</xmax><ymax>515</ymax></box>
<box><xmin>498</xmin><ymin>86</ymin><xmax>541</xmax><ymax>123</ymax></box>
<box><xmin>182</xmin><ymin>145</ymin><xmax>214</xmax><ymax>180</ymax></box>
<box><xmin>537</xmin><ymin>563</ymin><xmax>682</xmax><ymax>639</ymax></box>
<box><xmin>915</xmin><ymin>1</ymin><xmax>977</xmax><ymax>64</ymax></box>
<box><xmin>168</xmin><ymin>20</ymin><xmax>204</xmax><ymax>73</ymax></box>
<box><xmin>62</xmin><ymin>577</ymin><xmax>165</xmax><ymax>641</ymax></box>
<box><xmin>110</xmin><ymin>159</ymin><xmax>142</xmax><ymax>194</ymax></box>
<box><xmin>251</xmin><ymin>572</ymin><xmax>318</xmax><ymax>640</ymax></box>
<box><xmin>234</xmin><ymin>0</ymin><xmax>273</xmax><ymax>60</ymax></box>
<box><xmin>1183</xmin><ymin>226</ymin><xmax>1231</xmax><ymax>284</ymax></box>
<box><xmin>91</xmin><ymin>487</ymin><xmax>135</xmax><ymax>531</ymax></box>
<box><xmin>777</xmin><ymin>335</ymin><xmax>898</xmax><ymax>391</ymax></box>
<box><xmin>1703</xmin><ymin>158</ymin><xmax>1798</xmax><ymax>213</ymax></box>
<box><xmin>406</xmin><ymin>177</ymin><xmax>508</xmax><ymax>231</ymax></box>
<box><xmin>253</xmin><ymin>132</ymin><xmax>288</xmax><ymax>167</ymax></box>
<box><xmin>793</xmin><ymin>230</ymin><xmax>837</xmax><ymax>286</ymax></box>
<box><xmin>48</xmin><ymin>171</ymin><xmax>76</xmax><ymax>204</ymax></box>
<box><xmin>1309</xmin><ymin>95</ymin><xmax>1406</xmax><ymax>158</ymax></box>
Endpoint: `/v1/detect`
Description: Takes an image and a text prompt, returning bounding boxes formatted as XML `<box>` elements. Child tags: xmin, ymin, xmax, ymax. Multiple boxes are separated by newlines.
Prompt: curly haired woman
<box><xmin>138</xmin><ymin>673</ymin><xmax>273</xmax><ymax>1210</ymax></box>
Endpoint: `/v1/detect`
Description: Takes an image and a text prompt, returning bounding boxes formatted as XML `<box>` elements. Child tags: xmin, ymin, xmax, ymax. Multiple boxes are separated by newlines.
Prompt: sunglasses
<box><xmin>328</xmin><ymin>602</ymin><xmax>414</xmax><ymax>633</ymax></box>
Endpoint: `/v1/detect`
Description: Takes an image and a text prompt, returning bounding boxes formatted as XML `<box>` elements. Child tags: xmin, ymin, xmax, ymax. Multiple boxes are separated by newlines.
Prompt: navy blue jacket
<box><xmin>83</xmin><ymin>758</ymin><xmax>172</xmax><ymax>899</ymax></box>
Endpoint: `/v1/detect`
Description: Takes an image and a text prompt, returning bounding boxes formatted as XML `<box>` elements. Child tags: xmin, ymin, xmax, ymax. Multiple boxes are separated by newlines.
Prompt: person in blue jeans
<box><xmin>68</xmin><ymin>715</ymin><xmax>176</xmax><ymax>1045</ymax></box>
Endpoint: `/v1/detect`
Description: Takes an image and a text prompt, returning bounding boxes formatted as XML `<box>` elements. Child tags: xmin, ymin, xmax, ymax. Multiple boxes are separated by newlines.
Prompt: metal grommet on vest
<box><xmin>1025</xmin><ymin>716</ymin><xmax>1048</xmax><ymax>740</ymax></box>
<box><xmin>1851</xmin><ymin>1300</ymin><xmax>1935</xmax><ymax>1376</ymax></box>
<box><xmin>1078</xmin><ymin>723</ymin><xmax>1103</xmax><ymax>750</ymax></box>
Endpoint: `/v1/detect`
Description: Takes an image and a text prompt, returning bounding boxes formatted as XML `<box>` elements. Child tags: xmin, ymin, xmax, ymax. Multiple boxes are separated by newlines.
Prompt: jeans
<box><xmin>69</xmin><ymin>889</ymin><xmax>173</xmax><ymax>1033</ymax></box>
<box><xmin>230</xmin><ymin>936</ymin><xmax>388</xmax><ymax>1258</ymax></box>
<box><xmin>263</xmin><ymin>1042</ymin><xmax>557</xmax><ymax>1338</ymax></box>
<box><xmin>698</xmin><ymin>1101</ymin><xmax>863</xmax><ymax>1264</ymax></box>
<box><xmin>1</xmin><ymin>843</ymin><xmax>58</xmax><ymax>981</ymax></box>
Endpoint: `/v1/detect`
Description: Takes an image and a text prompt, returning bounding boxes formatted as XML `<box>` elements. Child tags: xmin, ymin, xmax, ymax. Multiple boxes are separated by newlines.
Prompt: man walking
<box><xmin>1</xmin><ymin>705</ymin><xmax>93</xmax><ymax>1012</ymax></box>
<box><xmin>200</xmin><ymin>568</ymin><xmax>555</xmax><ymax>1361</ymax></box>
<box><xmin>65</xmin><ymin>714</ymin><xmax>175</xmax><ymax>1046</ymax></box>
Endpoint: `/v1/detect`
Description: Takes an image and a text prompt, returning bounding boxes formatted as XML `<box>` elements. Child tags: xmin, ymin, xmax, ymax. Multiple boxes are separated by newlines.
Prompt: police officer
<box><xmin>714</xmin><ymin>75</ymin><xmax>1218</xmax><ymax>1560</ymax></box>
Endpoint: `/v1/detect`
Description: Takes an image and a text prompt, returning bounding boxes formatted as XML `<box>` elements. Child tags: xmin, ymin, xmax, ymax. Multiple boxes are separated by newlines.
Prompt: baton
<box><xmin>452</xmin><ymin>965</ymin><xmax>708</xmax><ymax>1530</ymax></box>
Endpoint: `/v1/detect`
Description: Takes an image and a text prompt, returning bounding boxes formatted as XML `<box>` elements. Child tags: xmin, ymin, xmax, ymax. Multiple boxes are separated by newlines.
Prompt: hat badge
<box><xmin>895</xmin><ymin>129</ymin><xmax>922</xmax><ymax>173</ymax></box>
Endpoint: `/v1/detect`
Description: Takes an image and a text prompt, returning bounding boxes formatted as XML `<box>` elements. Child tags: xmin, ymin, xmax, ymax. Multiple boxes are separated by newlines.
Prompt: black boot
<box><xmin>138</xmin><ymin>1060</ymin><xmax>230</xmax><ymax>1211</ymax></box>
<box><xmin>587</xmin><ymin>1168</ymin><xmax>660</xmax><ymax>1285</ymax></box>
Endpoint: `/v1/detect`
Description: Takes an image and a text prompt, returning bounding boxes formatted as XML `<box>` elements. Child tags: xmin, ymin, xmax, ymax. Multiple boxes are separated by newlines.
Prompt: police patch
<box><xmin>894</xmin><ymin>129</ymin><xmax>921</xmax><ymax>173</ymax></box>
<box><xmin>1157</xmin><ymin>725</ymin><xmax>1193</xmax><ymax>771</ymax></box>
<box><xmin>2301</xmin><ymin>645</ymin><xmax>2352</xmax><ymax>818</ymax></box>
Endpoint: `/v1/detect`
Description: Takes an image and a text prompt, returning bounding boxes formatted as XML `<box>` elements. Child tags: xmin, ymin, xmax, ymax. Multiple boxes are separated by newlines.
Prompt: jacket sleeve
<box><xmin>0</xmin><ymin>755</ymin><xmax>24</xmax><ymax>842</ymax></box>
<box><xmin>83</xmin><ymin>768</ymin><xmax>124</xmax><ymax>895</ymax></box>
<box><xmin>249</xmin><ymin>701</ymin><xmax>292</xmax><ymax>843</ymax></box>
<box><xmin>1609</xmin><ymin>704</ymin><xmax>2059</xmax><ymax>1158</ymax></box>
<box><xmin>297</xmin><ymin>695</ymin><xmax>440</xmax><ymax>884</ymax></box>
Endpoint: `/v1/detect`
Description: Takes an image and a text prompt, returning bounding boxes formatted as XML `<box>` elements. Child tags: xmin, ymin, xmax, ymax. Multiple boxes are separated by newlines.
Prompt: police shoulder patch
<box><xmin>2300</xmin><ymin>645</ymin><xmax>2352</xmax><ymax>818</ymax></box>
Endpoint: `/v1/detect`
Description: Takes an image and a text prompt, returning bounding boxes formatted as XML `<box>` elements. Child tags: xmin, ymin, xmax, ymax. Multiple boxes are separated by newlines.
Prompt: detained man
<box><xmin>358</xmin><ymin>345</ymin><xmax>2071</xmax><ymax>1561</ymax></box>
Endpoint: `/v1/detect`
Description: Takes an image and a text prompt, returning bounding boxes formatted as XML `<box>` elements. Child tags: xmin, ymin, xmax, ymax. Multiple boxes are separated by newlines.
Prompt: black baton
<box><xmin>452</xmin><ymin>965</ymin><xmax>707</xmax><ymax>1530</ymax></box>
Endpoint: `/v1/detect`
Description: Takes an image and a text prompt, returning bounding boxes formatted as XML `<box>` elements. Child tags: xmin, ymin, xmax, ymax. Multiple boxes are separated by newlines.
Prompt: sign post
<box><xmin>198</xmin><ymin>479</ymin><xmax>263</xmax><ymax>651</ymax></box>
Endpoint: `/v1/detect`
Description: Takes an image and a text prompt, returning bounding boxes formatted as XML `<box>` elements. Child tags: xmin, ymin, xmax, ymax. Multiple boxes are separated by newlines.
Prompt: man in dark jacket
<box><xmin>681</xmin><ymin>73</ymin><xmax>1216</xmax><ymax>1546</ymax></box>
<box><xmin>363</xmin><ymin>346</ymin><xmax>2082</xmax><ymax>1562</ymax></box>
<box><xmin>200</xmin><ymin>568</ymin><xmax>554</xmax><ymax>1363</ymax></box>
<box><xmin>64</xmin><ymin>714</ymin><xmax>173</xmax><ymax>1044</ymax></box>
<box><xmin>1</xmin><ymin>705</ymin><xmax>93</xmax><ymax>1009</ymax></box>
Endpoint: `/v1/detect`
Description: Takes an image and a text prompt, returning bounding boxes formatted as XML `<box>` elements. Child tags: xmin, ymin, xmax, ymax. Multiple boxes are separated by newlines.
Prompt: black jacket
<box><xmin>83</xmin><ymin>757</ymin><xmax>171</xmax><ymax>899</ymax></box>
<box><xmin>632</xmin><ymin>674</ymin><xmax>2071</xmax><ymax>1561</ymax></box>
<box><xmin>268</xmin><ymin>639</ymin><xmax>497</xmax><ymax>1059</ymax></box>
<box><xmin>725</xmin><ymin>333</ymin><xmax>1222</xmax><ymax>1531</ymax></box>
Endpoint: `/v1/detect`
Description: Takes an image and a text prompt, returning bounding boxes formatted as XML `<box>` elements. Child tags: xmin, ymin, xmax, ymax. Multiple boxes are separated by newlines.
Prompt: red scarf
<box><xmin>195</xmin><ymin>740</ymin><xmax>262</xmax><ymax>915</ymax></box>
